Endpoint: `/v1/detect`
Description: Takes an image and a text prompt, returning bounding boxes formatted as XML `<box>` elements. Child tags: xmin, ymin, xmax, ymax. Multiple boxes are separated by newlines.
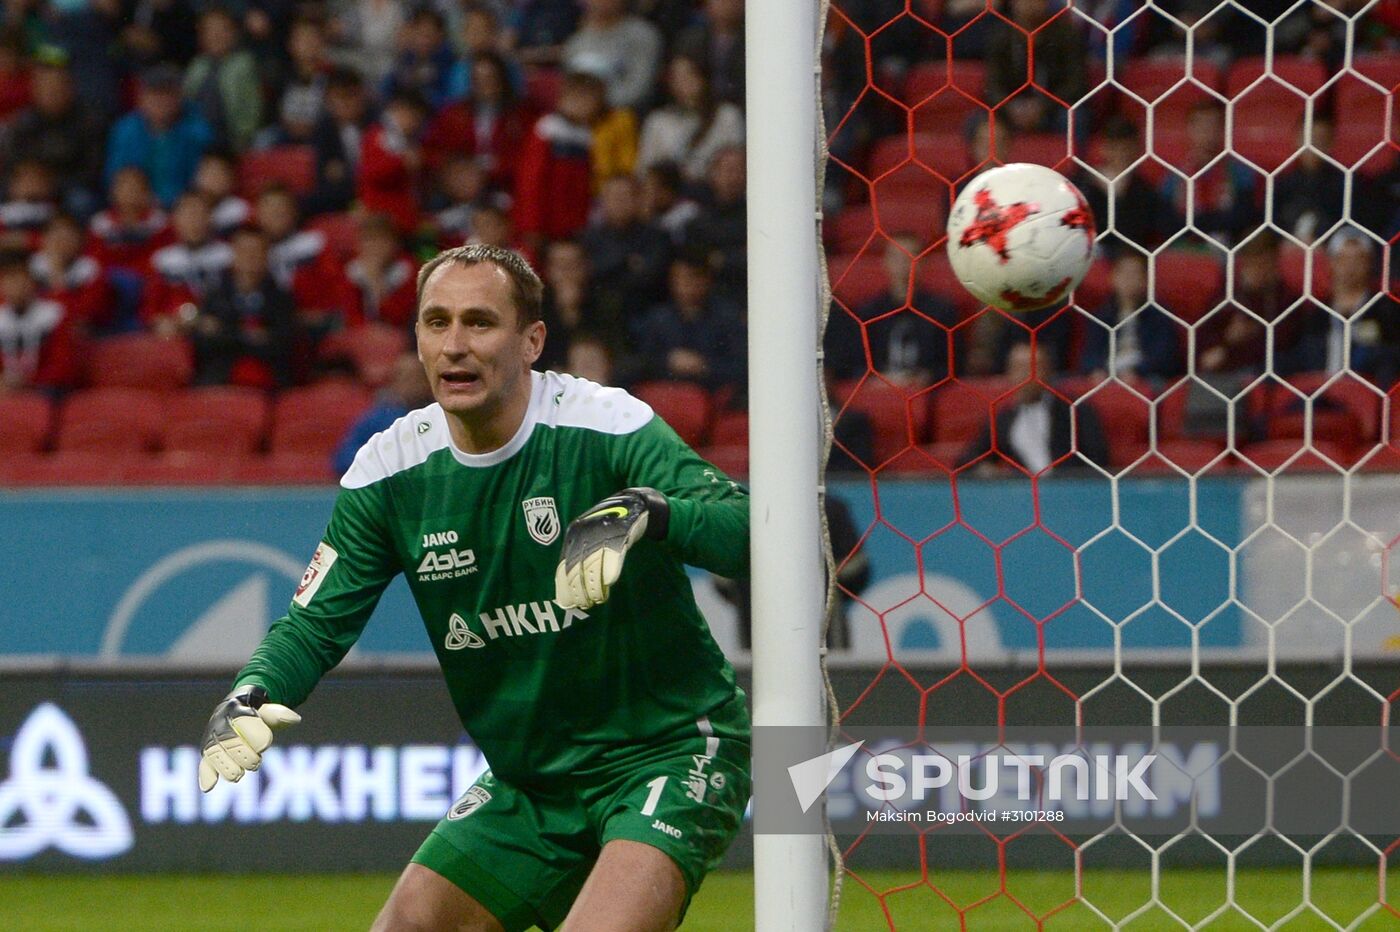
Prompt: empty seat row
<box><xmin>0</xmin><ymin>382</ymin><xmax>373</xmax><ymax>460</ymax></box>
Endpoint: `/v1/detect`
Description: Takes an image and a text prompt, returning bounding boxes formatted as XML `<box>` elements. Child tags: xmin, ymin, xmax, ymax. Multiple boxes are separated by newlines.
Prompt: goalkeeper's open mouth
<box><xmin>438</xmin><ymin>369</ymin><xmax>482</xmax><ymax>392</ymax></box>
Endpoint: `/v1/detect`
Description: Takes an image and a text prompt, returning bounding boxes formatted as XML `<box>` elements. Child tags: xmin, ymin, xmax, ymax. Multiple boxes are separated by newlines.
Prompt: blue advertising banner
<box><xmin>2</xmin><ymin>477</ymin><xmax>1396</xmax><ymax>666</ymax></box>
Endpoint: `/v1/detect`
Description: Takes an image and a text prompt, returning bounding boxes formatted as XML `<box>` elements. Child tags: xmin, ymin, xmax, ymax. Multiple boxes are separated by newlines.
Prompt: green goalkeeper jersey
<box><xmin>236</xmin><ymin>371</ymin><xmax>750</xmax><ymax>785</ymax></box>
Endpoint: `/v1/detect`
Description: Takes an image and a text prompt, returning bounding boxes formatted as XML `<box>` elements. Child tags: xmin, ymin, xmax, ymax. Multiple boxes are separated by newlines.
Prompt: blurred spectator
<box><xmin>562</xmin><ymin>332</ymin><xmax>615</xmax><ymax>384</ymax></box>
<box><xmin>956</xmin><ymin>113</ymin><xmax>1014</xmax><ymax>192</ymax></box>
<box><xmin>633</xmin><ymin>254</ymin><xmax>744</xmax><ymax>390</ymax></box>
<box><xmin>270</xmin><ymin>16</ymin><xmax>332</xmax><ymax>131</ymax></box>
<box><xmin>537</xmin><ymin>238</ymin><xmax>615</xmax><ymax>372</ymax></box>
<box><xmin>514</xmin><ymin>73</ymin><xmax>599</xmax><ymax>245</ymax></box>
<box><xmin>0</xmin><ymin>29</ymin><xmax>31</xmax><ymax>127</ymax></box>
<box><xmin>1198</xmin><ymin>233</ymin><xmax>1304</xmax><ymax>376</ymax></box>
<box><xmin>641</xmin><ymin>161</ymin><xmax>699</xmax><ymax>244</ymax></box>
<box><xmin>305</xmin><ymin>66</ymin><xmax>372</xmax><ymax>215</ymax></box>
<box><xmin>255</xmin><ymin>186</ymin><xmax>332</xmax><ymax>312</ymax></box>
<box><xmin>2</xmin><ymin>53</ymin><xmax>104</xmax><ymax>214</ymax></box>
<box><xmin>333</xmin><ymin>351</ymin><xmax>431</xmax><ymax>474</ymax></box>
<box><xmin>89</xmin><ymin>167</ymin><xmax>168</xmax><ymax>271</ymax></box>
<box><xmin>0</xmin><ymin>249</ymin><xmax>80</xmax><ymax>392</ymax></box>
<box><xmin>581</xmin><ymin>174</ymin><xmax>670</xmax><ymax>320</ymax></box>
<box><xmin>961</xmin><ymin>341</ymin><xmax>1109</xmax><ymax>473</ymax></box>
<box><xmin>431</xmin><ymin>155</ymin><xmax>498</xmax><ymax>248</ymax></box>
<box><xmin>329</xmin><ymin>0</ymin><xmax>406</xmax><ymax>85</ymax></box>
<box><xmin>381</xmin><ymin>7</ymin><xmax>455</xmax><ymax>111</ymax></box>
<box><xmin>984</xmin><ymin>0</ymin><xmax>1086</xmax><ymax>133</ymax></box>
<box><xmin>507</xmin><ymin>0</ymin><xmax>580</xmax><ymax>65</ymax></box>
<box><xmin>682</xmin><ymin>144</ymin><xmax>746</xmax><ymax>300</ymax></box>
<box><xmin>589</xmin><ymin>77</ymin><xmax>639</xmax><ymax>187</ymax></box>
<box><xmin>424</xmin><ymin>52</ymin><xmax>535</xmax><ymax>191</ymax></box>
<box><xmin>445</xmin><ymin>3</ymin><xmax>524</xmax><ymax>99</ymax></box>
<box><xmin>332</xmin><ymin>213</ymin><xmax>417</xmax><ymax>329</ymax></box>
<box><xmin>252</xmin><ymin>77</ymin><xmax>328</xmax><ymax>152</ymax></box>
<box><xmin>562</xmin><ymin>0</ymin><xmax>663</xmax><ymax>111</ymax></box>
<box><xmin>637</xmin><ymin>55</ymin><xmax>744</xmax><ymax>185</ymax></box>
<box><xmin>1274</xmin><ymin>116</ymin><xmax>1344</xmax><ymax>246</ymax></box>
<box><xmin>30</xmin><ymin>212</ymin><xmax>112</xmax><ymax>330</ymax></box>
<box><xmin>183</xmin><ymin>6</ymin><xmax>262</xmax><ymax>153</ymax></box>
<box><xmin>46</xmin><ymin>0</ymin><xmax>125</xmax><ymax>119</ymax></box>
<box><xmin>1074</xmin><ymin>117</ymin><xmax>1168</xmax><ymax>251</ymax></box>
<box><xmin>466</xmin><ymin>204</ymin><xmax>517</xmax><ymax>250</ymax></box>
<box><xmin>1159</xmin><ymin>101</ymin><xmax>1260</xmax><ymax>248</ymax></box>
<box><xmin>143</xmin><ymin>191</ymin><xmax>232</xmax><ymax>332</ymax></box>
<box><xmin>0</xmin><ymin>159</ymin><xmax>57</xmax><ymax>251</ymax></box>
<box><xmin>191</xmin><ymin>224</ymin><xmax>296</xmax><ymax>389</ymax></box>
<box><xmin>1290</xmin><ymin>228</ymin><xmax>1400</xmax><ymax>386</ymax></box>
<box><xmin>1079</xmin><ymin>251</ymin><xmax>1182</xmax><ymax>382</ymax></box>
<box><xmin>826</xmin><ymin>233</ymin><xmax>959</xmax><ymax>386</ymax></box>
<box><xmin>105</xmin><ymin>64</ymin><xmax>214</xmax><ymax>208</ymax></box>
<box><xmin>1358</xmin><ymin>159</ymin><xmax>1400</xmax><ymax>243</ymax></box>
<box><xmin>674</xmin><ymin>0</ymin><xmax>744</xmax><ymax>106</ymax></box>
<box><xmin>118</xmin><ymin>0</ymin><xmax>199</xmax><ymax>70</ymax></box>
<box><xmin>357</xmin><ymin>89</ymin><xmax>429</xmax><ymax>234</ymax></box>
<box><xmin>193</xmin><ymin>152</ymin><xmax>251</xmax><ymax>238</ymax></box>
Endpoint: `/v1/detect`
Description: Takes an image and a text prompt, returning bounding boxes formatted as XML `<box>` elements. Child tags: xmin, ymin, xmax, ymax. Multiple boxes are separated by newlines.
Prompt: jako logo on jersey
<box><xmin>444</xmin><ymin>613</ymin><xmax>486</xmax><ymax>650</ymax></box>
<box><xmin>0</xmin><ymin>704</ymin><xmax>133</xmax><ymax>860</ymax></box>
<box><xmin>522</xmin><ymin>497</ymin><xmax>560</xmax><ymax>545</ymax></box>
<box><xmin>474</xmin><ymin>601</ymin><xmax>589</xmax><ymax>642</ymax></box>
<box><xmin>446</xmin><ymin>785</ymin><xmax>492</xmax><ymax>820</ymax></box>
<box><xmin>292</xmin><ymin>542</ymin><xmax>339</xmax><ymax>607</ymax></box>
<box><xmin>418</xmin><ymin>531</ymin><xmax>478</xmax><ymax>582</ymax></box>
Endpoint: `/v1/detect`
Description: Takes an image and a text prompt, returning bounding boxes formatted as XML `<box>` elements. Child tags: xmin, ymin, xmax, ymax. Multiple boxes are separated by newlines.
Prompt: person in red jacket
<box><xmin>29</xmin><ymin>213</ymin><xmax>114</xmax><ymax>329</ymax></box>
<box><xmin>0</xmin><ymin>159</ymin><xmax>58</xmax><ymax>252</ymax></box>
<box><xmin>332</xmin><ymin>212</ymin><xmax>417</xmax><ymax>328</ymax></box>
<box><xmin>513</xmin><ymin>71</ymin><xmax>600</xmax><ymax>248</ymax></box>
<box><xmin>357</xmin><ymin>89</ymin><xmax>429</xmax><ymax>235</ymax></box>
<box><xmin>0</xmin><ymin>249</ymin><xmax>80</xmax><ymax>391</ymax></box>
<box><xmin>422</xmin><ymin>52</ymin><xmax>535</xmax><ymax>191</ymax></box>
<box><xmin>142</xmin><ymin>191</ymin><xmax>232</xmax><ymax>332</ymax></box>
<box><xmin>89</xmin><ymin>167</ymin><xmax>170</xmax><ymax>272</ymax></box>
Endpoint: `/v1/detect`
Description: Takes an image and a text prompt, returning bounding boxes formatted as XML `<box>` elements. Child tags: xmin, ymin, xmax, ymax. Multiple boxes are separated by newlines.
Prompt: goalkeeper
<box><xmin>197</xmin><ymin>244</ymin><xmax>751</xmax><ymax>931</ymax></box>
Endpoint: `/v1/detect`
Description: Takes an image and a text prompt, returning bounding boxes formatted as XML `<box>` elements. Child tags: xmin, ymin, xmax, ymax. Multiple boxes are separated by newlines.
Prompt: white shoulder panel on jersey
<box><xmin>539</xmin><ymin>370</ymin><xmax>654</xmax><ymax>436</ymax></box>
<box><xmin>340</xmin><ymin>404</ymin><xmax>451</xmax><ymax>490</ymax></box>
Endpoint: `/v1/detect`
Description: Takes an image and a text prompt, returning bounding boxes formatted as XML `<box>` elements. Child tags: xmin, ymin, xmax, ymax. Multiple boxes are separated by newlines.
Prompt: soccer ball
<box><xmin>945</xmin><ymin>163</ymin><xmax>1096</xmax><ymax>313</ymax></box>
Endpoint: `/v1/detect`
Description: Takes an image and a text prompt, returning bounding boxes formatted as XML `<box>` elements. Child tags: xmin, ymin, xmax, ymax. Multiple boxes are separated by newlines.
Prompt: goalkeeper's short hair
<box><xmin>416</xmin><ymin>243</ymin><xmax>545</xmax><ymax>328</ymax></box>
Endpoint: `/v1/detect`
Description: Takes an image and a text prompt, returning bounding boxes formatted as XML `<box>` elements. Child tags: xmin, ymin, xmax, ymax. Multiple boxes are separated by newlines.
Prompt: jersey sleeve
<box><xmin>234</xmin><ymin>482</ymin><xmax>399</xmax><ymax>706</ymax></box>
<box><xmin>612</xmin><ymin>414</ymin><xmax>750</xmax><ymax>579</ymax></box>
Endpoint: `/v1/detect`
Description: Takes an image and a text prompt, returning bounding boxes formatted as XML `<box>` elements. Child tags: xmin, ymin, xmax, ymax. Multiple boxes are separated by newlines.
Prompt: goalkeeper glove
<box><xmin>554</xmin><ymin>487</ymin><xmax>669</xmax><ymax>610</ymax></box>
<box><xmin>197</xmin><ymin>684</ymin><xmax>301</xmax><ymax>792</ymax></box>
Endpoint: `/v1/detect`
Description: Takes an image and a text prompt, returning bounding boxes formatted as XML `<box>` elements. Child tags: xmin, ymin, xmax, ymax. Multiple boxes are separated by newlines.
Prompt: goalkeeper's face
<box><xmin>416</xmin><ymin>261</ymin><xmax>545</xmax><ymax>424</ymax></box>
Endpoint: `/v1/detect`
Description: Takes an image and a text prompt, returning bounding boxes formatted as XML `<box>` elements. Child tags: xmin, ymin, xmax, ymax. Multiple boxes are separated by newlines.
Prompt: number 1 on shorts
<box><xmin>640</xmin><ymin>776</ymin><xmax>668</xmax><ymax>816</ymax></box>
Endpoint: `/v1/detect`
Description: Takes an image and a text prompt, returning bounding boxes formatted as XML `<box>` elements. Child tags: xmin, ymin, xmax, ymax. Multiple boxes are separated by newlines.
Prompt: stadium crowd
<box><xmin>0</xmin><ymin>0</ymin><xmax>1396</xmax><ymax>482</ymax></box>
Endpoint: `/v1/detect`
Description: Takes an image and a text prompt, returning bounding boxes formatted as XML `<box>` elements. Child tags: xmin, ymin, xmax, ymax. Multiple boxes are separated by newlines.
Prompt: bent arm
<box><xmin>235</xmin><ymin>484</ymin><xmax>398</xmax><ymax>705</ymax></box>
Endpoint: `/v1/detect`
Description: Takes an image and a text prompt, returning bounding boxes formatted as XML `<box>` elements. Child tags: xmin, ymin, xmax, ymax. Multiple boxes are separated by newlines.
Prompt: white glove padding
<box><xmin>198</xmin><ymin>685</ymin><xmax>301</xmax><ymax>792</ymax></box>
<box><xmin>554</xmin><ymin>488</ymin><xmax>669</xmax><ymax>610</ymax></box>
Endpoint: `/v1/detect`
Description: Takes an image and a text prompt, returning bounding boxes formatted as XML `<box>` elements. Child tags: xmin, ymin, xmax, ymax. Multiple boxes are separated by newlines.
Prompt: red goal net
<box><xmin>819</xmin><ymin>0</ymin><xmax>1400</xmax><ymax>926</ymax></box>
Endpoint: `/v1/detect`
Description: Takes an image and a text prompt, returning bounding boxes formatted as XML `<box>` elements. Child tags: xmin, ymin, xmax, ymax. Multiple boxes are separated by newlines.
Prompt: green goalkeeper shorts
<box><xmin>410</xmin><ymin>729</ymin><xmax>751</xmax><ymax>931</ymax></box>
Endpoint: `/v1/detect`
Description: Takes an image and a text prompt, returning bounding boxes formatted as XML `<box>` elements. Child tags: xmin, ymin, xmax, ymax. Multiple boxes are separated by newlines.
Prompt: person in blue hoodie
<box><xmin>104</xmin><ymin>65</ymin><xmax>213</xmax><ymax>208</ymax></box>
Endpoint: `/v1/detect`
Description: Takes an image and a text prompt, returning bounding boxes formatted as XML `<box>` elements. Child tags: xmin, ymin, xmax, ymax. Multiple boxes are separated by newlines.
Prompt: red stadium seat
<box><xmin>0</xmin><ymin>451</ymin><xmax>137</xmax><ymax>486</ymax></box>
<box><xmin>1121</xmin><ymin>439</ymin><xmax>1229</xmax><ymax>475</ymax></box>
<box><xmin>701</xmin><ymin>444</ymin><xmax>749</xmax><ymax>478</ymax></box>
<box><xmin>928</xmin><ymin>377</ymin><xmax>1011</xmax><ymax>444</ymax></box>
<box><xmin>270</xmin><ymin>381</ymin><xmax>373</xmax><ymax>456</ymax></box>
<box><xmin>0</xmin><ymin>392</ymin><xmax>53</xmax><ymax>455</ymax></box>
<box><xmin>88</xmin><ymin>335</ymin><xmax>193</xmax><ymax>391</ymax></box>
<box><xmin>830</xmin><ymin>253</ymin><xmax>888</xmax><ymax>311</ymax></box>
<box><xmin>239</xmin><ymin>146</ymin><xmax>317</xmax><ymax>198</ymax></box>
<box><xmin>710</xmin><ymin>410</ymin><xmax>748</xmax><ymax>447</ymax></box>
<box><xmin>1153</xmin><ymin>252</ymin><xmax>1224</xmax><ymax>324</ymax></box>
<box><xmin>1238</xmin><ymin>439</ymin><xmax>1350</xmax><ymax>473</ymax></box>
<box><xmin>320</xmin><ymin>324</ymin><xmax>411</xmax><ymax>387</ymax></box>
<box><xmin>1226</xmin><ymin>56</ymin><xmax>1328</xmax><ymax>96</ymax></box>
<box><xmin>828</xmin><ymin>207</ymin><xmax>880</xmax><ymax>253</ymax></box>
<box><xmin>165</xmin><ymin>387</ymin><xmax>269</xmax><ymax>453</ymax></box>
<box><xmin>122</xmin><ymin>451</ymin><xmax>243</xmax><ymax>485</ymax></box>
<box><xmin>56</xmin><ymin>388</ymin><xmax>165</xmax><ymax>453</ymax></box>
<box><xmin>833</xmin><ymin>377</ymin><xmax>932</xmax><ymax>463</ymax></box>
<box><xmin>903</xmin><ymin>59</ymin><xmax>985</xmax><ymax>105</ymax></box>
<box><xmin>310</xmin><ymin>212</ymin><xmax>362</xmax><ymax>261</ymax></box>
<box><xmin>234</xmin><ymin>453</ymin><xmax>338</xmax><ymax>485</ymax></box>
<box><xmin>633</xmin><ymin>381</ymin><xmax>711</xmax><ymax>448</ymax></box>
<box><xmin>1011</xmin><ymin>133</ymin><xmax>1072</xmax><ymax>170</ymax></box>
<box><xmin>1061</xmin><ymin>378</ymin><xmax>1153</xmax><ymax>464</ymax></box>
